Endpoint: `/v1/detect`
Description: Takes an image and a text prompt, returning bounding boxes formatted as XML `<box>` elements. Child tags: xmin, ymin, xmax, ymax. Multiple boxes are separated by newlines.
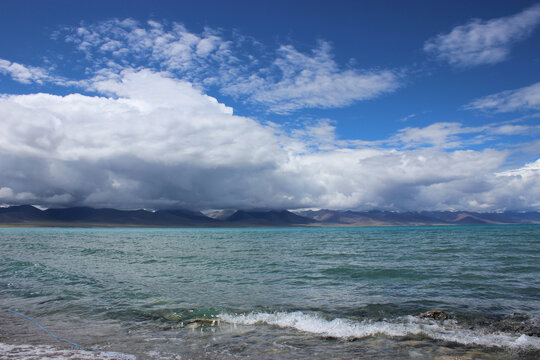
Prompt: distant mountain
<box><xmin>0</xmin><ymin>206</ymin><xmax>315</xmax><ymax>227</ymax></box>
<box><xmin>0</xmin><ymin>206</ymin><xmax>218</xmax><ymax>227</ymax></box>
<box><xmin>419</xmin><ymin>211</ymin><xmax>540</xmax><ymax>225</ymax></box>
<box><xmin>295</xmin><ymin>209</ymin><xmax>540</xmax><ymax>226</ymax></box>
<box><xmin>154</xmin><ymin>209</ymin><xmax>218</xmax><ymax>225</ymax></box>
<box><xmin>296</xmin><ymin>209</ymin><xmax>445</xmax><ymax>225</ymax></box>
<box><xmin>226</xmin><ymin>210</ymin><xmax>317</xmax><ymax>226</ymax></box>
<box><xmin>1</xmin><ymin>205</ymin><xmax>539</xmax><ymax>227</ymax></box>
<box><xmin>0</xmin><ymin>205</ymin><xmax>48</xmax><ymax>223</ymax></box>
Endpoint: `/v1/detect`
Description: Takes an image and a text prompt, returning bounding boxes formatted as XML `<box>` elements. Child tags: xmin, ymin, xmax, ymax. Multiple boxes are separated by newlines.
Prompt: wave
<box><xmin>219</xmin><ymin>311</ymin><xmax>540</xmax><ymax>350</ymax></box>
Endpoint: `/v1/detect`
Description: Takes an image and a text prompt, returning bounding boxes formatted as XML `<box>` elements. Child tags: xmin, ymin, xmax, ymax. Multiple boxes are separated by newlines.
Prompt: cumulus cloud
<box><xmin>424</xmin><ymin>3</ymin><xmax>540</xmax><ymax>67</ymax></box>
<box><xmin>0</xmin><ymin>69</ymin><xmax>539</xmax><ymax>211</ymax></box>
<box><xmin>464</xmin><ymin>82</ymin><xmax>540</xmax><ymax>112</ymax></box>
<box><xmin>0</xmin><ymin>69</ymin><xmax>307</xmax><ymax>210</ymax></box>
<box><xmin>497</xmin><ymin>158</ymin><xmax>540</xmax><ymax>177</ymax></box>
<box><xmin>286</xmin><ymin>147</ymin><xmax>516</xmax><ymax>210</ymax></box>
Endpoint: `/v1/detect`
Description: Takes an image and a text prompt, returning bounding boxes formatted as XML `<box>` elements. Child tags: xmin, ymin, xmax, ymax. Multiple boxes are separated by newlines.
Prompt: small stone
<box><xmin>401</xmin><ymin>340</ymin><xmax>428</xmax><ymax>347</ymax></box>
<box><xmin>463</xmin><ymin>349</ymin><xmax>495</xmax><ymax>359</ymax></box>
<box><xmin>419</xmin><ymin>310</ymin><xmax>451</xmax><ymax>321</ymax></box>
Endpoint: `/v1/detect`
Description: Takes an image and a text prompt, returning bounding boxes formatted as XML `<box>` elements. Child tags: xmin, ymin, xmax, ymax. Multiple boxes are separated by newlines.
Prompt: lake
<box><xmin>1</xmin><ymin>226</ymin><xmax>539</xmax><ymax>359</ymax></box>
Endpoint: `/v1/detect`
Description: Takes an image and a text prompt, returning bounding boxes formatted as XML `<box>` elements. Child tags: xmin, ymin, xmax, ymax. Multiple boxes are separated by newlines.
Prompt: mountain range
<box><xmin>0</xmin><ymin>205</ymin><xmax>539</xmax><ymax>227</ymax></box>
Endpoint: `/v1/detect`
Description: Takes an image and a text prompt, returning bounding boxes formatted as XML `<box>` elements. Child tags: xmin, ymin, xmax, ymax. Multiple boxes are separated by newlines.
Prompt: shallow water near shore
<box><xmin>1</xmin><ymin>226</ymin><xmax>539</xmax><ymax>359</ymax></box>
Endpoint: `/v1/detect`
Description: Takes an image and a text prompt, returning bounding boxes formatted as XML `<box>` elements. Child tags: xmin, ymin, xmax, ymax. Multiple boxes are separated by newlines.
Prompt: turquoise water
<box><xmin>1</xmin><ymin>226</ymin><xmax>539</xmax><ymax>359</ymax></box>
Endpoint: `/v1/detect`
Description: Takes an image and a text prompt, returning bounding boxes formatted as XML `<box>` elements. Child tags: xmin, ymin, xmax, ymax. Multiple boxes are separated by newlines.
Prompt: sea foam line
<box><xmin>0</xmin><ymin>342</ymin><xmax>129</xmax><ymax>360</ymax></box>
<box><xmin>219</xmin><ymin>311</ymin><xmax>540</xmax><ymax>350</ymax></box>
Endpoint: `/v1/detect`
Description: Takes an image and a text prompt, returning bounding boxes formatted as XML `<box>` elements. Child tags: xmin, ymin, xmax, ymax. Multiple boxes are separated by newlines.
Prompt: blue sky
<box><xmin>0</xmin><ymin>0</ymin><xmax>539</xmax><ymax>211</ymax></box>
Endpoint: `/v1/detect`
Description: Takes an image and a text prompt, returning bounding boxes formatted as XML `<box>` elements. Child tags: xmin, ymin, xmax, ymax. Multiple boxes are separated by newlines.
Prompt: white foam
<box><xmin>219</xmin><ymin>311</ymin><xmax>540</xmax><ymax>350</ymax></box>
<box><xmin>0</xmin><ymin>342</ymin><xmax>136</xmax><ymax>360</ymax></box>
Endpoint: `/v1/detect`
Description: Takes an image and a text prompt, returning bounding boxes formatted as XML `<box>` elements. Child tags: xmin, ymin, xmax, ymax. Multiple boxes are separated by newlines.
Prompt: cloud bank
<box><xmin>0</xmin><ymin>69</ymin><xmax>539</xmax><ymax>211</ymax></box>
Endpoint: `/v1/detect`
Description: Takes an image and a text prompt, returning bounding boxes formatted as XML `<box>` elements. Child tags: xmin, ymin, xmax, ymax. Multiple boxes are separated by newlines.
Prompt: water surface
<box><xmin>1</xmin><ymin>226</ymin><xmax>539</xmax><ymax>359</ymax></box>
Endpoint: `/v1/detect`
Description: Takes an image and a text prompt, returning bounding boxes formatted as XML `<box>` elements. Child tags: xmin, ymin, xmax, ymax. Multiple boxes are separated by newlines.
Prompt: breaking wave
<box><xmin>219</xmin><ymin>311</ymin><xmax>540</xmax><ymax>350</ymax></box>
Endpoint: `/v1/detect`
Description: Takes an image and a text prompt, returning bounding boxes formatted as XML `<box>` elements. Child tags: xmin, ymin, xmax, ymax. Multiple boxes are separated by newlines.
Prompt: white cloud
<box><xmin>0</xmin><ymin>69</ymin><xmax>539</xmax><ymax>211</ymax></box>
<box><xmin>289</xmin><ymin>119</ymin><xmax>339</xmax><ymax>152</ymax></box>
<box><xmin>222</xmin><ymin>42</ymin><xmax>400</xmax><ymax>113</ymax></box>
<box><xmin>0</xmin><ymin>187</ymin><xmax>15</xmax><ymax>198</ymax></box>
<box><xmin>0</xmin><ymin>70</ymin><xmax>300</xmax><ymax>210</ymax></box>
<box><xmin>464</xmin><ymin>82</ymin><xmax>540</xmax><ymax>112</ymax></box>
<box><xmin>424</xmin><ymin>4</ymin><xmax>540</xmax><ymax>67</ymax></box>
<box><xmin>60</xmin><ymin>20</ymin><xmax>400</xmax><ymax>112</ymax></box>
<box><xmin>64</xmin><ymin>19</ymin><xmax>236</xmax><ymax>81</ymax></box>
<box><xmin>391</xmin><ymin>121</ymin><xmax>540</xmax><ymax>150</ymax></box>
<box><xmin>0</xmin><ymin>70</ymin><xmax>271</xmax><ymax>166</ymax></box>
<box><xmin>0</xmin><ymin>59</ymin><xmax>50</xmax><ymax>84</ymax></box>
<box><xmin>393</xmin><ymin>122</ymin><xmax>484</xmax><ymax>149</ymax></box>
<box><xmin>496</xmin><ymin>158</ymin><xmax>540</xmax><ymax>177</ymax></box>
<box><xmin>285</xmin><ymin>147</ymin><xmax>514</xmax><ymax>211</ymax></box>
<box><xmin>400</xmin><ymin>113</ymin><xmax>417</xmax><ymax>122</ymax></box>
<box><xmin>0</xmin><ymin>187</ymin><xmax>37</xmax><ymax>203</ymax></box>
<box><xmin>488</xmin><ymin>124</ymin><xmax>539</xmax><ymax>135</ymax></box>
<box><xmin>488</xmin><ymin>159</ymin><xmax>540</xmax><ymax>209</ymax></box>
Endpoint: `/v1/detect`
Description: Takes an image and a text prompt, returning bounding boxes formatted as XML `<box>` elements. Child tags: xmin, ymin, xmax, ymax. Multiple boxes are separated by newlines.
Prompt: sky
<box><xmin>0</xmin><ymin>0</ymin><xmax>540</xmax><ymax>211</ymax></box>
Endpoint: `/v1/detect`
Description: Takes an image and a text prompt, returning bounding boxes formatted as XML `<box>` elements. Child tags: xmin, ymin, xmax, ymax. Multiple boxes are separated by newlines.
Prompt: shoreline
<box><xmin>2</xmin><ymin>309</ymin><xmax>539</xmax><ymax>359</ymax></box>
<box><xmin>0</xmin><ymin>222</ymin><xmax>536</xmax><ymax>229</ymax></box>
